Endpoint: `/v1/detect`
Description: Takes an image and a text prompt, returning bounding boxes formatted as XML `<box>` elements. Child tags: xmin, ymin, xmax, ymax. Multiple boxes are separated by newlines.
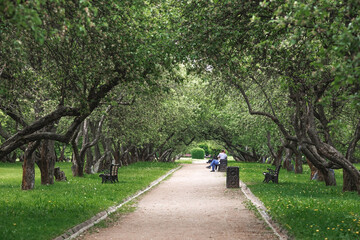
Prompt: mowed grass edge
<box><xmin>0</xmin><ymin>161</ymin><xmax>179</xmax><ymax>240</ymax></box>
<box><xmin>228</xmin><ymin>161</ymin><xmax>360</xmax><ymax>240</ymax></box>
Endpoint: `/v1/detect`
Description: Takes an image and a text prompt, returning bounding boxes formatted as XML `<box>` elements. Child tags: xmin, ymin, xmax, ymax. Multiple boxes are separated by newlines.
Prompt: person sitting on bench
<box><xmin>206</xmin><ymin>150</ymin><xmax>227</xmax><ymax>172</ymax></box>
<box><xmin>206</xmin><ymin>155</ymin><xmax>218</xmax><ymax>169</ymax></box>
<box><xmin>206</xmin><ymin>155</ymin><xmax>215</xmax><ymax>164</ymax></box>
<box><xmin>206</xmin><ymin>155</ymin><xmax>217</xmax><ymax>164</ymax></box>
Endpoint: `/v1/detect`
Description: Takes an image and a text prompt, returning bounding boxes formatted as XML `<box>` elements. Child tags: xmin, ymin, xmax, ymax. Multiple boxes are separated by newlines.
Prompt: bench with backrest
<box><xmin>263</xmin><ymin>165</ymin><xmax>281</xmax><ymax>183</ymax></box>
<box><xmin>99</xmin><ymin>164</ymin><xmax>119</xmax><ymax>183</ymax></box>
<box><xmin>217</xmin><ymin>158</ymin><xmax>228</xmax><ymax>172</ymax></box>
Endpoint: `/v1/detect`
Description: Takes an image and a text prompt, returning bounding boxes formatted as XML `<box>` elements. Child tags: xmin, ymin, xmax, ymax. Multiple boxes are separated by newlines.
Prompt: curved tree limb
<box><xmin>232</xmin><ymin>78</ymin><xmax>297</xmax><ymax>143</ymax></box>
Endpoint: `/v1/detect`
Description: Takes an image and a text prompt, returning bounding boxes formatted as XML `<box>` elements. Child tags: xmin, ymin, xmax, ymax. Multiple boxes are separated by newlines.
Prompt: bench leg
<box><xmin>263</xmin><ymin>173</ymin><xmax>272</xmax><ymax>183</ymax></box>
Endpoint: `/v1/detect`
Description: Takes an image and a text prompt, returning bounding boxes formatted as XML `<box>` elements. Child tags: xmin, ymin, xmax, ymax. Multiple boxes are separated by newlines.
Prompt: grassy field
<box><xmin>0</xmin><ymin>161</ymin><xmax>179</xmax><ymax>240</ymax></box>
<box><xmin>1</xmin><ymin>159</ymin><xmax>359</xmax><ymax>240</ymax></box>
<box><xmin>228</xmin><ymin>161</ymin><xmax>360</xmax><ymax>240</ymax></box>
<box><xmin>175</xmin><ymin>157</ymin><xmax>193</xmax><ymax>164</ymax></box>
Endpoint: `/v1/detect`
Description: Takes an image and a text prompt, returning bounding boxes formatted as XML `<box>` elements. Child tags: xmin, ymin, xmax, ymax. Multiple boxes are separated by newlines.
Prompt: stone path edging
<box><xmin>240</xmin><ymin>180</ymin><xmax>289</xmax><ymax>240</ymax></box>
<box><xmin>53</xmin><ymin>166</ymin><xmax>182</xmax><ymax>240</ymax></box>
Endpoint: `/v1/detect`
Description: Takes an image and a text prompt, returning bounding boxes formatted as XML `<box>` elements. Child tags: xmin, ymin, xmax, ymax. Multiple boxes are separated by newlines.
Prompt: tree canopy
<box><xmin>1</xmin><ymin>0</ymin><xmax>359</xmax><ymax>192</ymax></box>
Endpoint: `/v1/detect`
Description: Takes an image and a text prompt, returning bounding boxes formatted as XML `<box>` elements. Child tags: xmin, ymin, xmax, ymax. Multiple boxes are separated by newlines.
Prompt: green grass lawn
<box><xmin>2</xmin><ymin>160</ymin><xmax>359</xmax><ymax>240</ymax></box>
<box><xmin>0</xmin><ymin>161</ymin><xmax>179</xmax><ymax>240</ymax></box>
<box><xmin>228</xmin><ymin>161</ymin><xmax>360</xmax><ymax>240</ymax></box>
<box><xmin>175</xmin><ymin>157</ymin><xmax>193</xmax><ymax>164</ymax></box>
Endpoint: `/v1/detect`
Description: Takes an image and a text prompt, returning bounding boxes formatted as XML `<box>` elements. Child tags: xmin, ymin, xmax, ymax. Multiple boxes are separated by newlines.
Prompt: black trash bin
<box><xmin>226</xmin><ymin>166</ymin><xmax>239</xmax><ymax>188</ymax></box>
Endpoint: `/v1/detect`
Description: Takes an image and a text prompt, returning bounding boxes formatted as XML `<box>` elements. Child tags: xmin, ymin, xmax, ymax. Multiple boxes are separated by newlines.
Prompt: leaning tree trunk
<box><xmin>301</xmin><ymin>145</ymin><xmax>336</xmax><ymax>186</ymax></box>
<box><xmin>305</xmin><ymin>103</ymin><xmax>360</xmax><ymax>191</ymax></box>
<box><xmin>22</xmin><ymin>141</ymin><xmax>41</xmax><ymax>190</ymax></box>
<box><xmin>71</xmin><ymin>128</ymin><xmax>84</xmax><ymax>177</ymax></box>
<box><xmin>159</xmin><ymin>148</ymin><xmax>173</xmax><ymax>162</ymax></box>
<box><xmin>273</xmin><ymin>146</ymin><xmax>284</xmax><ymax>167</ymax></box>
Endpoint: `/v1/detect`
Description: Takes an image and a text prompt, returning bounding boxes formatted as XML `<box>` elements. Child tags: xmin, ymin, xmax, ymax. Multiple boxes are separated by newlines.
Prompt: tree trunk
<box><xmin>306</xmin><ymin>102</ymin><xmax>360</xmax><ymax>191</ymax></box>
<box><xmin>322</xmin><ymin>169</ymin><xmax>336</xmax><ymax>186</ymax></box>
<box><xmin>71</xmin><ymin>146</ymin><xmax>84</xmax><ymax>177</ymax></box>
<box><xmin>343</xmin><ymin>169</ymin><xmax>358</xmax><ymax>191</ymax></box>
<box><xmin>92</xmin><ymin>138</ymin><xmax>112</xmax><ymax>173</ymax></box>
<box><xmin>84</xmin><ymin>149</ymin><xmax>94</xmax><ymax>174</ymax></box>
<box><xmin>294</xmin><ymin>149</ymin><xmax>303</xmax><ymax>174</ymax></box>
<box><xmin>82</xmin><ymin>119</ymin><xmax>92</xmax><ymax>174</ymax></box>
<box><xmin>38</xmin><ymin>138</ymin><xmax>56</xmax><ymax>185</ymax></box>
<box><xmin>71</xmin><ymin>128</ymin><xmax>84</xmax><ymax>177</ymax></box>
<box><xmin>310</xmin><ymin>135</ymin><xmax>359</xmax><ymax>191</ymax></box>
<box><xmin>22</xmin><ymin>141</ymin><xmax>40</xmax><ymax>190</ymax></box>
<box><xmin>273</xmin><ymin>146</ymin><xmax>284</xmax><ymax>166</ymax></box>
<box><xmin>111</xmin><ymin>140</ymin><xmax>120</xmax><ymax>165</ymax></box>
<box><xmin>101</xmin><ymin>138</ymin><xmax>113</xmax><ymax>171</ymax></box>
<box><xmin>94</xmin><ymin>142</ymin><xmax>101</xmax><ymax>164</ymax></box>
<box><xmin>307</xmin><ymin>158</ymin><xmax>318</xmax><ymax>180</ymax></box>
<box><xmin>301</xmin><ymin>145</ymin><xmax>336</xmax><ymax>186</ymax></box>
<box><xmin>58</xmin><ymin>144</ymin><xmax>66</xmax><ymax>162</ymax></box>
<box><xmin>343</xmin><ymin>121</ymin><xmax>360</xmax><ymax>191</ymax></box>
<box><xmin>283</xmin><ymin>148</ymin><xmax>294</xmax><ymax>172</ymax></box>
<box><xmin>10</xmin><ymin>152</ymin><xmax>17</xmax><ymax>163</ymax></box>
<box><xmin>159</xmin><ymin>148</ymin><xmax>173</xmax><ymax>162</ymax></box>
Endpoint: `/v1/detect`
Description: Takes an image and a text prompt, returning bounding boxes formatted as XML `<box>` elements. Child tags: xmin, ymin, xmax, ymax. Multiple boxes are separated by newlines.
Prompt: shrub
<box><xmin>191</xmin><ymin>148</ymin><xmax>205</xmax><ymax>159</ymax></box>
<box><xmin>198</xmin><ymin>143</ymin><xmax>210</xmax><ymax>156</ymax></box>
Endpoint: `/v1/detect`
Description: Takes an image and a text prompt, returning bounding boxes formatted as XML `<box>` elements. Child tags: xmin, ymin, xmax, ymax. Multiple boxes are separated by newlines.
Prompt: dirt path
<box><xmin>78</xmin><ymin>162</ymin><xmax>278</xmax><ymax>240</ymax></box>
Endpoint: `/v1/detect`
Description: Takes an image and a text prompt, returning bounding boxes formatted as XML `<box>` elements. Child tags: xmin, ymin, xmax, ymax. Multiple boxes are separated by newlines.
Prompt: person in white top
<box><xmin>217</xmin><ymin>149</ymin><xmax>227</xmax><ymax>161</ymax></box>
<box><xmin>207</xmin><ymin>150</ymin><xmax>227</xmax><ymax>172</ymax></box>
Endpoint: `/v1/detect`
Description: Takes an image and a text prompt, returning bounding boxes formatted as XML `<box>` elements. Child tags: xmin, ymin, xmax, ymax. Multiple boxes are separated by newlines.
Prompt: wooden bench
<box><xmin>99</xmin><ymin>164</ymin><xmax>119</xmax><ymax>183</ymax></box>
<box><xmin>263</xmin><ymin>165</ymin><xmax>281</xmax><ymax>183</ymax></box>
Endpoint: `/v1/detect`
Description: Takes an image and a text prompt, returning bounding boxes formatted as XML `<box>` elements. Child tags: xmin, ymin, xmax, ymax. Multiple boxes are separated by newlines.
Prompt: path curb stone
<box><xmin>240</xmin><ymin>180</ymin><xmax>289</xmax><ymax>240</ymax></box>
<box><xmin>53</xmin><ymin>166</ymin><xmax>182</xmax><ymax>240</ymax></box>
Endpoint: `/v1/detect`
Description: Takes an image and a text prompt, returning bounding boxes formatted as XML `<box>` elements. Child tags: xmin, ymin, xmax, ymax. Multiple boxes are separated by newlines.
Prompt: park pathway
<box><xmin>78</xmin><ymin>161</ymin><xmax>278</xmax><ymax>240</ymax></box>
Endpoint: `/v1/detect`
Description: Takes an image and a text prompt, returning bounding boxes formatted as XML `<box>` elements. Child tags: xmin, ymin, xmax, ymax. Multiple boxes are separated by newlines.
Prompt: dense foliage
<box><xmin>191</xmin><ymin>148</ymin><xmax>205</xmax><ymax>159</ymax></box>
<box><xmin>176</xmin><ymin>0</ymin><xmax>360</xmax><ymax>192</ymax></box>
<box><xmin>0</xmin><ymin>0</ymin><xmax>359</xmax><ymax>193</ymax></box>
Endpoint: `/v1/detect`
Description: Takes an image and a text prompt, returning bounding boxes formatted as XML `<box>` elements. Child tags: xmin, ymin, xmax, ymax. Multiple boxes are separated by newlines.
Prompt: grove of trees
<box><xmin>1</xmin><ymin>0</ymin><xmax>359</xmax><ymax>193</ymax></box>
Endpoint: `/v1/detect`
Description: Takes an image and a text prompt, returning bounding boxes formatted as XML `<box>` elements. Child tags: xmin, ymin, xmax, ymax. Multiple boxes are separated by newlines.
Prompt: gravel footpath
<box><xmin>77</xmin><ymin>161</ymin><xmax>281</xmax><ymax>240</ymax></box>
